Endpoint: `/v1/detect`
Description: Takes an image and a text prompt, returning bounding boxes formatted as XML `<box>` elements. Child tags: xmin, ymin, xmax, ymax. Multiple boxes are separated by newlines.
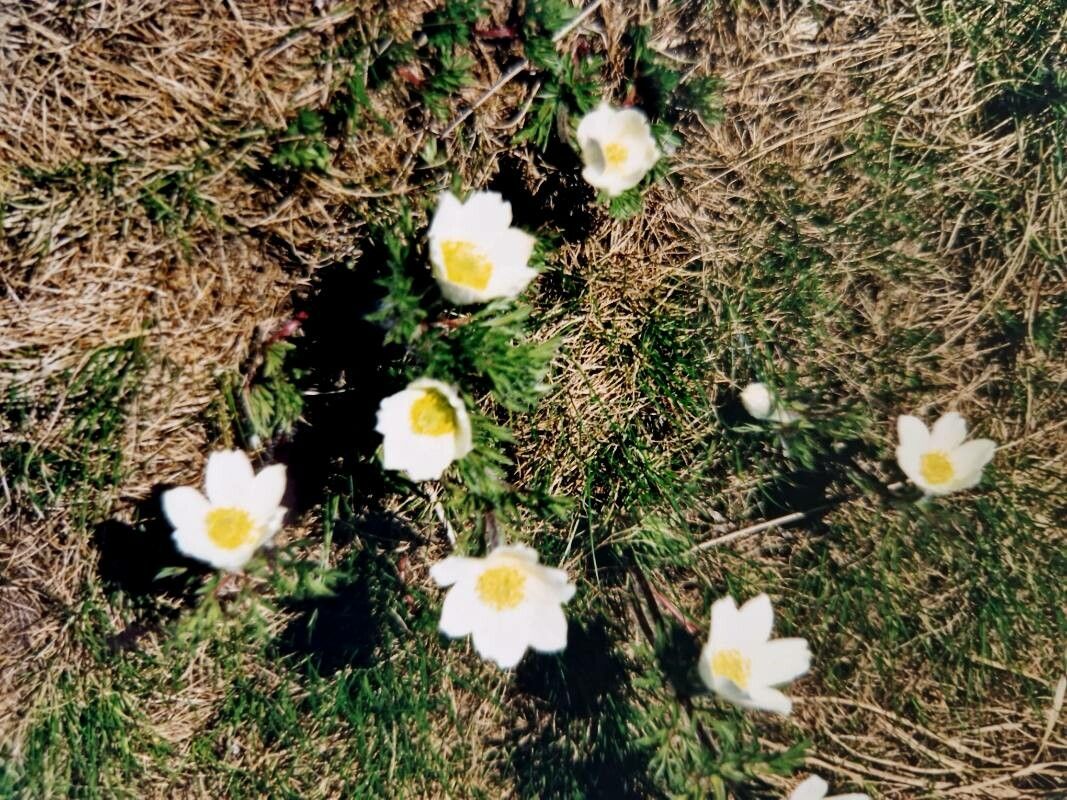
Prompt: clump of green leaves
<box><xmin>418</xmin><ymin>0</ymin><xmax>486</xmax><ymax>119</ymax></box>
<box><xmin>595</xmin><ymin>25</ymin><xmax>723</xmax><ymax>219</ymax></box>
<box><xmin>515</xmin><ymin>0</ymin><xmax>603</xmax><ymax>150</ymax></box>
<box><xmin>270</xmin><ymin>109</ymin><xmax>330</xmax><ymax>173</ymax></box>
<box><xmin>627</xmin><ymin>26</ymin><xmax>723</xmax><ymax>127</ymax></box>
<box><xmin>363</xmin><ymin>200</ymin><xmax>561</xmax><ymax>522</ymax></box>
<box><xmin>221</xmin><ymin>339</ymin><xmax>306</xmax><ymax>445</ymax></box>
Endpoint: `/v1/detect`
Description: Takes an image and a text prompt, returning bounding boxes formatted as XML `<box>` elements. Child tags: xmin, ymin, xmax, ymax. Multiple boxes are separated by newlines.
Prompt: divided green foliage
<box><xmin>627</xmin><ymin>25</ymin><xmax>724</xmax><ymax>127</ymax></box>
<box><xmin>217</xmin><ymin>339</ymin><xmax>305</xmax><ymax>446</ymax></box>
<box><xmin>362</xmin><ymin>202</ymin><xmax>561</xmax><ymax>523</ymax></box>
<box><xmin>178</xmin><ymin>540</ymin><xmax>482</xmax><ymax>796</ymax></box>
<box><xmin>1</xmin><ymin>339</ymin><xmax>144</xmax><ymax>521</ymax></box>
<box><xmin>140</xmin><ymin>167</ymin><xmax>216</xmax><ymax>234</ymax></box>
<box><xmin>419</xmin><ymin>0</ymin><xmax>486</xmax><ymax>119</ymax></box>
<box><xmin>515</xmin><ymin>0</ymin><xmax>603</xmax><ymax>150</ymax></box>
<box><xmin>269</xmin><ymin>109</ymin><xmax>331</xmax><ymax>173</ymax></box>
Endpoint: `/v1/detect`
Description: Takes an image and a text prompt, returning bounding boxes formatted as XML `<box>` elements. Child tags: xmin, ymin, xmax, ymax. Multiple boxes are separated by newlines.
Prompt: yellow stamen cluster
<box><xmin>441</xmin><ymin>240</ymin><xmax>493</xmax><ymax>291</ymax></box>
<box><xmin>919</xmin><ymin>451</ymin><xmax>954</xmax><ymax>485</ymax></box>
<box><xmin>205</xmin><ymin>507</ymin><xmax>255</xmax><ymax>550</ymax></box>
<box><xmin>603</xmin><ymin>141</ymin><xmax>629</xmax><ymax>169</ymax></box>
<box><xmin>711</xmin><ymin>648</ymin><xmax>751</xmax><ymax>689</ymax></box>
<box><xmin>476</xmin><ymin>565</ymin><xmax>527</xmax><ymax>611</ymax></box>
<box><xmin>410</xmin><ymin>389</ymin><xmax>458</xmax><ymax>436</ymax></box>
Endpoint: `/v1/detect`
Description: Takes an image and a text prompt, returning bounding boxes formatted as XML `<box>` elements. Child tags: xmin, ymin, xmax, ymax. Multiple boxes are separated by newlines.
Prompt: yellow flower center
<box><xmin>603</xmin><ymin>141</ymin><xmax>629</xmax><ymax>169</ymax></box>
<box><xmin>919</xmin><ymin>450</ymin><xmax>955</xmax><ymax>485</ymax></box>
<box><xmin>441</xmin><ymin>239</ymin><xmax>493</xmax><ymax>291</ymax></box>
<box><xmin>409</xmin><ymin>389</ymin><xmax>457</xmax><ymax>436</ymax></box>
<box><xmin>711</xmin><ymin>648</ymin><xmax>751</xmax><ymax>689</ymax></box>
<box><xmin>205</xmin><ymin>507</ymin><xmax>255</xmax><ymax>550</ymax></box>
<box><xmin>475</xmin><ymin>565</ymin><xmax>527</xmax><ymax>611</ymax></box>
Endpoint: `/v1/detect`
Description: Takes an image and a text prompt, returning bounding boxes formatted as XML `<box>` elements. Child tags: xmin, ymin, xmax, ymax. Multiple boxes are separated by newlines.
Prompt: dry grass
<box><xmin>1</xmin><ymin>0</ymin><xmax>1064</xmax><ymax>797</ymax></box>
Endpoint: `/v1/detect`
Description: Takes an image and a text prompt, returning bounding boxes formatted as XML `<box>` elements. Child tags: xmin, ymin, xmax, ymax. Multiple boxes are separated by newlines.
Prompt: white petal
<box><xmin>949</xmin><ymin>438</ymin><xmax>996</xmax><ymax>489</ymax></box>
<box><xmin>172</xmin><ymin>525</ymin><xmax>256</xmax><ymax>572</ymax></box>
<box><xmin>526</xmin><ymin>597</ymin><xmax>568</xmax><ymax>653</ymax></box>
<box><xmin>491</xmin><ymin>544</ymin><xmax>538</xmax><ymax>563</ymax></box>
<box><xmin>740</xmin><ymin>382</ymin><xmax>774</xmax><ymax>420</ymax></box>
<box><xmin>827</xmin><ymin>795</ymin><xmax>871</xmax><ymax>800</ymax></box>
<box><xmin>584</xmin><ymin>166</ymin><xmax>641</xmax><ymax>197</ymax></box>
<box><xmin>470</xmin><ymin>610</ymin><xmax>532</xmax><ymax>669</ymax></box>
<box><xmin>751</xmin><ymin>638</ymin><xmax>811</xmax><ymax>686</ymax></box>
<box><xmin>383</xmin><ymin>430</ymin><xmax>459</xmax><ymax>481</ymax></box>
<box><xmin>736</xmin><ymin>593</ymin><xmax>774</xmax><ymax>647</ymax></box>
<box><xmin>461</xmin><ymin>190</ymin><xmax>512</xmax><ymax>230</ymax></box>
<box><xmin>576</xmin><ymin>103</ymin><xmax>615</xmax><ymax>145</ymax></box>
<box><xmin>438</xmin><ymin>582</ymin><xmax>478</xmax><ymax>638</ymax></box>
<box><xmin>247</xmin><ymin>463</ymin><xmax>287</xmax><ymax>525</ymax></box>
<box><xmin>896</xmin><ymin>415</ymin><xmax>930</xmax><ymax>451</ymax></box>
<box><xmin>428</xmin><ymin>191</ymin><xmax>466</xmax><ymax>235</ymax></box>
<box><xmin>789</xmin><ymin>775</ymin><xmax>828</xmax><ymax>800</ymax></box>
<box><xmin>707</xmin><ymin>595</ymin><xmax>743</xmax><ymax>649</ymax></box>
<box><xmin>931</xmin><ymin>411</ymin><xmax>968</xmax><ymax>449</ymax></box>
<box><xmin>429</xmin><ymin>556</ymin><xmax>481</xmax><ymax>587</ymax></box>
<box><xmin>744</xmin><ymin>685</ymin><xmax>793</xmax><ymax>715</ymax></box>
<box><xmin>895</xmin><ymin>442</ymin><xmax>926</xmax><ymax>489</ymax></box>
<box><xmin>161</xmin><ymin>486</ymin><xmax>210</xmax><ymax>532</ymax></box>
<box><xmin>204</xmin><ymin>450</ymin><xmax>255</xmax><ymax>507</ymax></box>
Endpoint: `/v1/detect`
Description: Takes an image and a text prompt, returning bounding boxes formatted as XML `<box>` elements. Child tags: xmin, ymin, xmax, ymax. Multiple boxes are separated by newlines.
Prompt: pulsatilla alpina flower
<box><xmin>161</xmin><ymin>450</ymin><xmax>286</xmax><ymax>572</ymax></box>
<box><xmin>740</xmin><ymin>382</ymin><xmax>798</xmax><ymax>424</ymax></box>
<box><xmin>576</xmin><ymin>103</ymin><xmax>660</xmax><ymax>197</ymax></box>
<box><xmin>430</xmin><ymin>544</ymin><xmax>576</xmax><ymax>669</ymax></box>
<box><xmin>788</xmin><ymin>775</ymin><xmax>870</xmax><ymax>800</ymax></box>
<box><xmin>375</xmin><ymin>378</ymin><xmax>472</xmax><ymax>482</ymax></box>
<box><xmin>896</xmin><ymin>411</ymin><xmax>995</xmax><ymax>496</ymax></box>
<box><xmin>698</xmin><ymin>593</ymin><xmax>810</xmax><ymax>715</ymax></box>
<box><xmin>428</xmin><ymin>191</ymin><xmax>538</xmax><ymax>305</ymax></box>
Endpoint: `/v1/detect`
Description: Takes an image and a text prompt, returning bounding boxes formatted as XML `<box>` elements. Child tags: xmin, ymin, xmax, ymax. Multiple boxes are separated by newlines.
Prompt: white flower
<box><xmin>375</xmin><ymin>378</ymin><xmax>472</xmax><ymax>481</ymax></box>
<box><xmin>788</xmin><ymin>774</ymin><xmax>870</xmax><ymax>800</ymax></box>
<box><xmin>741</xmin><ymin>382</ymin><xmax>798</xmax><ymax>424</ymax></box>
<box><xmin>430</xmin><ymin>544</ymin><xmax>576</xmax><ymax>669</ymax></box>
<box><xmin>428</xmin><ymin>191</ymin><xmax>538</xmax><ymax>305</ymax></box>
<box><xmin>698</xmin><ymin>593</ymin><xmax>810</xmax><ymax>715</ymax></box>
<box><xmin>896</xmin><ymin>411</ymin><xmax>995</xmax><ymax>496</ymax></box>
<box><xmin>576</xmin><ymin>103</ymin><xmax>660</xmax><ymax>196</ymax></box>
<box><xmin>161</xmin><ymin>450</ymin><xmax>287</xmax><ymax>572</ymax></box>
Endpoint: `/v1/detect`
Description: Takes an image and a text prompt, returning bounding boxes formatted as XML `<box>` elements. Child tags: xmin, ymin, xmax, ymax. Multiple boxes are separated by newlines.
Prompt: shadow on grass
<box><xmin>92</xmin><ymin>484</ymin><xmax>207</xmax><ymax>603</ymax></box>
<box><xmin>508</xmin><ymin>619</ymin><xmax>658</xmax><ymax>799</ymax></box>
<box><xmin>275</xmin><ymin>545</ymin><xmax>415</xmax><ymax>677</ymax></box>
<box><xmin>489</xmin><ymin>149</ymin><xmax>597</xmax><ymax>245</ymax></box>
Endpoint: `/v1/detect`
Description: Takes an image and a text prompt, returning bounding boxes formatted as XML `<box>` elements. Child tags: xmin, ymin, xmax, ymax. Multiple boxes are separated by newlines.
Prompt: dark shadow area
<box><xmin>92</xmin><ymin>483</ymin><xmax>208</xmax><ymax>603</ymax></box>
<box><xmin>270</xmin><ymin>251</ymin><xmax>425</xmax><ymax>516</ymax></box>
<box><xmin>651</xmin><ymin>619</ymin><xmax>704</xmax><ymax>701</ymax></box>
<box><xmin>509</xmin><ymin>619</ymin><xmax>659</xmax><ymax>799</ymax></box>
<box><xmin>489</xmin><ymin>150</ymin><xmax>598</xmax><ymax>245</ymax></box>
<box><xmin>275</xmin><ymin>571</ymin><xmax>379</xmax><ymax>676</ymax></box>
<box><xmin>514</xmin><ymin>619</ymin><xmax>628</xmax><ymax>719</ymax></box>
<box><xmin>275</xmin><ymin>547</ymin><xmax>412</xmax><ymax>676</ymax></box>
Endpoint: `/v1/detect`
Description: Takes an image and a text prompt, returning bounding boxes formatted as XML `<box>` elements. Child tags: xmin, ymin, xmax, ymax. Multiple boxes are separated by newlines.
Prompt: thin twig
<box><xmin>690</xmin><ymin>481</ymin><xmax>904</xmax><ymax>553</ymax></box>
<box><xmin>437</xmin><ymin>0</ymin><xmax>604</xmax><ymax>137</ymax></box>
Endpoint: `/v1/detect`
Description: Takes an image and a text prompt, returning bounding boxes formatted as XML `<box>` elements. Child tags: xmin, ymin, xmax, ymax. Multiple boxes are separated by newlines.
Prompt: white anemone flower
<box><xmin>430</xmin><ymin>544</ymin><xmax>576</xmax><ymax>669</ymax></box>
<box><xmin>698</xmin><ymin>593</ymin><xmax>810</xmax><ymax>715</ymax></box>
<box><xmin>576</xmin><ymin>102</ymin><xmax>660</xmax><ymax>197</ymax></box>
<box><xmin>161</xmin><ymin>450</ymin><xmax>287</xmax><ymax>572</ymax></box>
<box><xmin>375</xmin><ymin>378</ymin><xmax>472</xmax><ymax>482</ymax></box>
<box><xmin>788</xmin><ymin>775</ymin><xmax>870</xmax><ymax>800</ymax></box>
<box><xmin>741</xmin><ymin>382</ymin><xmax>798</xmax><ymax>424</ymax></box>
<box><xmin>896</xmin><ymin>412</ymin><xmax>995</xmax><ymax>496</ymax></box>
<box><xmin>428</xmin><ymin>191</ymin><xmax>538</xmax><ymax>305</ymax></box>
